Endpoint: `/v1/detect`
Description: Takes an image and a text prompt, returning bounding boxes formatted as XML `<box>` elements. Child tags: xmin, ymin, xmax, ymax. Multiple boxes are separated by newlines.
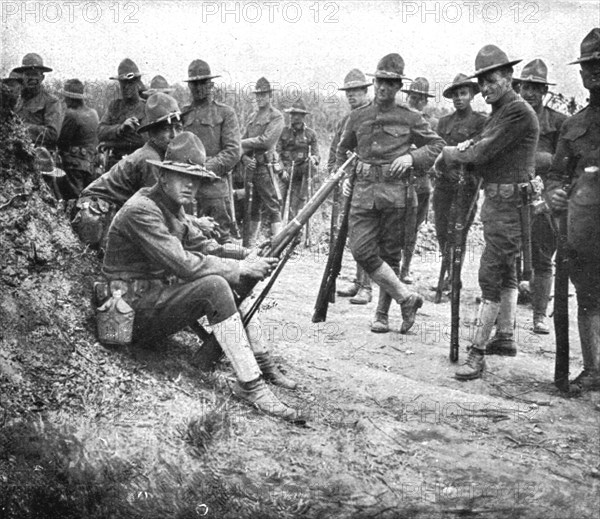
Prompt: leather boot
<box><xmin>350</xmin><ymin>267</ymin><xmax>372</xmax><ymax>305</ymax></box>
<box><xmin>531</xmin><ymin>273</ymin><xmax>552</xmax><ymax>334</ymax></box>
<box><xmin>456</xmin><ymin>299</ymin><xmax>499</xmax><ymax>380</ymax></box>
<box><xmin>191</xmin><ymin>330</ymin><xmax>224</xmax><ymax>371</ymax></box>
<box><xmin>371</xmin><ymin>289</ymin><xmax>392</xmax><ymax>333</ymax></box>
<box><xmin>487</xmin><ymin>288</ymin><xmax>518</xmax><ymax>357</ymax></box>
<box><xmin>369</xmin><ymin>262</ymin><xmax>423</xmax><ymax>334</ymax></box>
<box><xmin>570</xmin><ymin>309</ymin><xmax>600</xmax><ymax>394</ymax></box>
<box><xmin>254</xmin><ymin>352</ymin><xmax>298</xmax><ymax>390</ymax></box>
<box><xmin>233</xmin><ymin>378</ymin><xmax>306</xmax><ymax>423</ymax></box>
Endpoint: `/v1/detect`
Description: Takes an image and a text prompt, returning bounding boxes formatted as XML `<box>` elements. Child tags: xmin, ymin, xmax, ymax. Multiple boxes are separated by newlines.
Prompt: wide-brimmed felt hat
<box><xmin>401</xmin><ymin>77</ymin><xmax>434</xmax><ymax>97</ymax></box>
<box><xmin>253</xmin><ymin>77</ymin><xmax>274</xmax><ymax>93</ymax></box>
<box><xmin>137</xmin><ymin>93</ymin><xmax>181</xmax><ymax>133</ymax></box>
<box><xmin>338</xmin><ymin>69</ymin><xmax>372</xmax><ymax>90</ymax></box>
<box><xmin>0</xmin><ymin>69</ymin><xmax>23</xmax><ymax>84</ymax></box>
<box><xmin>14</xmin><ymin>53</ymin><xmax>52</xmax><ymax>73</ymax></box>
<box><xmin>110</xmin><ymin>58</ymin><xmax>142</xmax><ymax>81</ymax></box>
<box><xmin>469</xmin><ymin>45</ymin><xmax>522</xmax><ymax>78</ymax></box>
<box><xmin>570</xmin><ymin>28</ymin><xmax>600</xmax><ymax>64</ymax></box>
<box><xmin>144</xmin><ymin>75</ymin><xmax>175</xmax><ymax>95</ymax></box>
<box><xmin>513</xmin><ymin>59</ymin><xmax>555</xmax><ymax>85</ymax></box>
<box><xmin>443</xmin><ymin>73</ymin><xmax>480</xmax><ymax>98</ymax></box>
<box><xmin>367</xmin><ymin>53</ymin><xmax>410</xmax><ymax>80</ymax></box>
<box><xmin>59</xmin><ymin>78</ymin><xmax>86</xmax><ymax>99</ymax></box>
<box><xmin>285</xmin><ymin>99</ymin><xmax>309</xmax><ymax>114</ymax></box>
<box><xmin>184</xmin><ymin>60</ymin><xmax>221</xmax><ymax>82</ymax></box>
<box><xmin>35</xmin><ymin>147</ymin><xmax>65</xmax><ymax>177</ymax></box>
<box><xmin>147</xmin><ymin>132</ymin><xmax>218</xmax><ymax>179</ymax></box>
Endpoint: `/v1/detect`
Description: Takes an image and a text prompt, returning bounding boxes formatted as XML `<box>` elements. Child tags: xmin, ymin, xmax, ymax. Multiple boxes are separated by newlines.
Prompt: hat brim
<box><xmin>285</xmin><ymin>108</ymin><xmax>309</xmax><ymax>114</ymax></box>
<box><xmin>109</xmin><ymin>73</ymin><xmax>142</xmax><ymax>81</ymax></box>
<box><xmin>184</xmin><ymin>75</ymin><xmax>221</xmax><ymax>82</ymax></box>
<box><xmin>367</xmin><ymin>72</ymin><xmax>411</xmax><ymax>80</ymax></box>
<box><xmin>147</xmin><ymin>159</ymin><xmax>218</xmax><ymax>179</ymax></box>
<box><xmin>60</xmin><ymin>90</ymin><xmax>86</xmax><ymax>99</ymax></box>
<box><xmin>513</xmin><ymin>77</ymin><xmax>556</xmax><ymax>86</ymax></box>
<box><xmin>338</xmin><ymin>81</ymin><xmax>373</xmax><ymax>91</ymax></box>
<box><xmin>569</xmin><ymin>55</ymin><xmax>600</xmax><ymax>65</ymax></box>
<box><xmin>443</xmin><ymin>81</ymin><xmax>480</xmax><ymax>98</ymax></box>
<box><xmin>137</xmin><ymin>112</ymin><xmax>182</xmax><ymax>134</ymax></box>
<box><xmin>253</xmin><ymin>89</ymin><xmax>275</xmax><ymax>93</ymax></box>
<box><xmin>0</xmin><ymin>77</ymin><xmax>23</xmax><ymax>84</ymax></box>
<box><xmin>401</xmin><ymin>88</ymin><xmax>435</xmax><ymax>98</ymax></box>
<box><xmin>13</xmin><ymin>65</ymin><xmax>52</xmax><ymax>73</ymax></box>
<box><xmin>468</xmin><ymin>59</ymin><xmax>522</xmax><ymax>78</ymax></box>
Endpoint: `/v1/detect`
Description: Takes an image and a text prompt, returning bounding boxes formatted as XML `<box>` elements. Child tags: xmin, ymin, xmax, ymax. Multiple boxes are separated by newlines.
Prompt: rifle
<box><xmin>304</xmin><ymin>146</ymin><xmax>314</xmax><ymax>247</ymax></box>
<box><xmin>226</xmin><ymin>171</ymin><xmax>241</xmax><ymax>240</ymax></box>
<box><xmin>283</xmin><ymin>161</ymin><xmax>295</xmax><ymax>225</ymax></box>
<box><xmin>435</xmin><ymin>183</ymin><xmax>461</xmax><ymax>304</ymax></box>
<box><xmin>267</xmin><ymin>161</ymin><xmax>283</xmax><ymax>203</ymax></box>
<box><xmin>242</xmin><ymin>160</ymin><xmax>254</xmax><ymax>247</ymax></box>
<box><xmin>312</xmin><ymin>166</ymin><xmax>356</xmax><ymax>323</ymax></box>
<box><xmin>519</xmin><ymin>183</ymin><xmax>533</xmax><ymax>282</ymax></box>
<box><xmin>235</xmin><ymin>151</ymin><xmax>358</xmax><ymax>308</ymax></box>
<box><xmin>403</xmin><ymin>169</ymin><xmax>418</xmax><ymax>255</ymax></box>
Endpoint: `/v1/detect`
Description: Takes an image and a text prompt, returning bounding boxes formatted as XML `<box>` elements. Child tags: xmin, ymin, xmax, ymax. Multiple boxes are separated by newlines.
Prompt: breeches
<box><xmin>531</xmin><ymin>212</ymin><xmax>557</xmax><ymax>275</ymax></box>
<box><xmin>250</xmin><ymin>167</ymin><xmax>282</xmax><ymax>222</ymax></box>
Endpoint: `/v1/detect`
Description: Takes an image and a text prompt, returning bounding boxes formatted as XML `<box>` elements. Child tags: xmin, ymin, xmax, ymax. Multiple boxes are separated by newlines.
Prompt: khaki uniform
<box><xmin>17</xmin><ymin>88</ymin><xmax>63</xmax><ymax>149</ymax></box>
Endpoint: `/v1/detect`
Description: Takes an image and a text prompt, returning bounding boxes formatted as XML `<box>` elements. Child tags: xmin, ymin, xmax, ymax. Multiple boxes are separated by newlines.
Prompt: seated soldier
<box><xmin>102</xmin><ymin>131</ymin><xmax>304</xmax><ymax>422</ymax></box>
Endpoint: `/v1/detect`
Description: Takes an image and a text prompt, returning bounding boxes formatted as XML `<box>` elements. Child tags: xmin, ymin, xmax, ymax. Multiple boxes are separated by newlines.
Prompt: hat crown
<box><xmin>188</xmin><ymin>59</ymin><xmax>212</xmax><ymax>79</ymax></box>
<box><xmin>452</xmin><ymin>73</ymin><xmax>470</xmax><ymax>84</ymax></box>
<box><xmin>519</xmin><ymin>59</ymin><xmax>549</xmax><ymax>82</ymax></box>
<box><xmin>149</xmin><ymin>75</ymin><xmax>170</xmax><ymax>90</ymax></box>
<box><xmin>145</xmin><ymin>93</ymin><xmax>180</xmax><ymax>124</ymax></box>
<box><xmin>375</xmin><ymin>53</ymin><xmax>406</xmax><ymax>78</ymax></box>
<box><xmin>290</xmin><ymin>99</ymin><xmax>307</xmax><ymax>112</ymax></box>
<box><xmin>475</xmin><ymin>45</ymin><xmax>511</xmax><ymax>72</ymax></box>
<box><xmin>579</xmin><ymin>28</ymin><xmax>600</xmax><ymax>60</ymax></box>
<box><xmin>21</xmin><ymin>53</ymin><xmax>45</xmax><ymax>68</ymax></box>
<box><xmin>7</xmin><ymin>69</ymin><xmax>22</xmax><ymax>81</ymax></box>
<box><xmin>164</xmin><ymin>132</ymin><xmax>206</xmax><ymax>167</ymax></box>
<box><xmin>407</xmin><ymin>77</ymin><xmax>430</xmax><ymax>94</ymax></box>
<box><xmin>63</xmin><ymin>78</ymin><xmax>84</xmax><ymax>95</ymax></box>
<box><xmin>116</xmin><ymin>58</ymin><xmax>141</xmax><ymax>78</ymax></box>
<box><xmin>344</xmin><ymin>68</ymin><xmax>367</xmax><ymax>85</ymax></box>
<box><xmin>255</xmin><ymin>77</ymin><xmax>271</xmax><ymax>92</ymax></box>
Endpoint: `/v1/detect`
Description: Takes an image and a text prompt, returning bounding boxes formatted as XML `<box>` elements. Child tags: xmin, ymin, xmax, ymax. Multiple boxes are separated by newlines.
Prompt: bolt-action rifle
<box><xmin>283</xmin><ymin>160</ymin><xmax>295</xmax><ymax>225</ymax></box>
<box><xmin>305</xmin><ymin>146</ymin><xmax>314</xmax><ymax>247</ymax></box>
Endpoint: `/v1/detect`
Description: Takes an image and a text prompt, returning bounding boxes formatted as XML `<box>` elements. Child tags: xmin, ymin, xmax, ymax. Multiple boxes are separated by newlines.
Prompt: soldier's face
<box><xmin>189</xmin><ymin>80</ymin><xmax>213</xmax><ymax>103</ymax></box>
<box><xmin>580</xmin><ymin>60</ymin><xmax>600</xmax><ymax>91</ymax></box>
<box><xmin>149</xmin><ymin>122</ymin><xmax>183</xmax><ymax>154</ymax></box>
<box><xmin>407</xmin><ymin>93</ymin><xmax>428</xmax><ymax>111</ymax></box>
<box><xmin>22</xmin><ymin>69</ymin><xmax>43</xmax><ymax>91</ymax></box>
<box><xmin>255</xmin><ymin>92</ymin><xmax>270</xmax><ymax>108</ymax></box>
<box><xmin>478</xmin><ymin>71</ymin><xmax>511</xmax><ymax>104</ymax></box>
<box><xmin>290</xmin><ymin>113</ymin><xmax>305</xmax><ymax>126</ymax></box>
<box><xmin>520</xmin><ymin>82</ymin><xmax>547</xmax><ymax>110</ymax></box>
<box><xmin>120</xmin><ymin>79</ymin><xmax>139</xmax><ymax>101</ymax></box>
<box><xmin>374</xmin><ymin>78</ymin><xmax>401</xmax><ymax>104</ymax></box>
<box><xmin>451</xmin><ymin>87</ymin><xmax>473</xmax><ymax>111</ymax></box>
<box><xmin>345</xmin><ymin>87</ymin><xmax>368</xmax><ymax>109</ymax></box>
<box><xmin>160</xmin><ymin>170</ymin><xmax>201</xmax><ymax>206</ymax></box>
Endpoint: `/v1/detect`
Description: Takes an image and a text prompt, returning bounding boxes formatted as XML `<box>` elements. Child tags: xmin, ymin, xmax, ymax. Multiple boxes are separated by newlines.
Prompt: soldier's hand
<box><xmin>390</xmin><ymin>154</ymin><xmax>414</xmax><ymax>178</ymax></box>
<box><xmin>342</xmin><ymin>178</ymin><xmax>352</xmax><ymax>197</ymax></box>
<box><xmin>457</xmin><ymin>139</ymin><xmax>473</xmax><ymax>152</ymax></box>
<box><xmin>280</xmin><ymin>170</ymin><xmax>289</xmax><ymax>183</ymax></box>
<box><xmin>550</xmin><ymin>188</ymin><xmax>569</xmax><ymax>212</ymax></box>
<box><xmin>239</xmin><ymin>250</ymin><xmax>278</xmax><ymax>280</ymax></box>
<box><xmin>242</xmin><ymin>156</ymin><xmax>257</xmax><ymax>171</ymax></box>
<box><xmin>195</xmin><ymin>216</ymin><xmax>217</xmax><ymax>234</ymax></box>
<box><xmin>119</xmin><ymin>117</ymin><xmax>139</xmax><ymax>134</ymax></box>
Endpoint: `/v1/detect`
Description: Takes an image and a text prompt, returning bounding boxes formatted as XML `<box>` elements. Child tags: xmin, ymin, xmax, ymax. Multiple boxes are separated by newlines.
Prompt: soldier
<box><xmin>182</xmin><ymin>59</ymin><xmax>241</xmax><ymax>243</ymax></box>
<box><xmin>75</xmin><ymin>93</ymin><xmax>183</xmax><ymax>251</ymax></box>
<box><xmin>13</xmin><ymin>53</ymin><xmax>62</xmax><ymax>150</ymax></box>
<box><xmin>0</xmin><ymin>69</ymin><xmax>23</xmax><ymax>111</ymax></box>
<box><xmin>278</xmin><ymin>99</ymin><xmax>320</xmax><ymax>220</ymax></box>
<box><xmin>328</xmin><ymin>69</ymin><xmax>374</xmax><ymax>307</ymax></box>
<box><xmin>547</xmin><ymin>28</ymin><xmax>600</xmax><ymax>392</ymax></box>
<box><xmin>433</xmin><ymin>73</ymin><xmax>487</xmax><ymax>289</ymax></box>
<box><xmin>399</xmin><ymin>77</ymin><xmax>438</xmax><ymax>284</ymax></box>
<box><xmin>337</xmin><ymin>54</ymin><xmax>443</xmax><ymax>334</ymax></box>
<box><xmin>434</xmin><ymin>45</ymin><xmax>539</xmax><ymax>379</ymax></box>
<box><xmin>57</xmin><ymin>79</ymin><xmax>99</xmax><ymax>199</ymax></box>
<box><xmin>103</xmin><ymin>132</ymin><xmax>304</xmax><ymax>422</ymax></box>
<box><xmin>513</xmin><ymin>60</ymin><xmax>568</xmax><ymax>335</ymax></box>
<box><xmin>241</xmin><ymin>77</ymin><xmax>285</xmax><ymax>245</ymax></box>
<box><xmin>140</xmin><ymin>75</ymin><xmax>175</xmax><ymax>100</ymax></box>
<box><xmin>98</xmin><ymin>58</ymin><xmax>146</xmax><ymax>170</ymax></box>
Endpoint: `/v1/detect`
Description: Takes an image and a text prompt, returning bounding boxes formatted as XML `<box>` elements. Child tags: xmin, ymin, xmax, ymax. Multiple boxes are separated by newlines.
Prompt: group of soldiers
<box><xmin>2</xmin><ymin>27</ymin><xmax>598</xmax><ymax>423</ymax></box>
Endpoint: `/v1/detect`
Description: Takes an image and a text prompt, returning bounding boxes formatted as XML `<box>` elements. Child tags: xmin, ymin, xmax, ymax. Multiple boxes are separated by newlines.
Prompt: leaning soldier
<box><xmin>434</xmin><ymin>45</ymin><xmax>539</xmax><ymax>379</ymax></box>
<box><xmin>337</xmin><ymin>54</ymin><xmax>443</xmax><ymax>334</ymax></box>
<box><xmin>547</xmin><ymin>28</ymin><xmax>600</xmax><ymax>393</ymax></box>
<box><xmin>182</xmin><ymin>59</ymin><xmax>241</xmax><ymax>243</ymax></box>
<box><xmin>433</xmin><ymin>73</ymin><xmax>487</xmax><ymax>291</ymax></box>
<box><xmin>98</xmin><ymin>58</ymin><xmax>147</xmax><ymax>170</ymax></box>
<box><xmin>241</xmin><ymin>77</ymin><xmax>285</xmax><ymax>245</ymax></box>
<box><xmin>74</xmin><ymin>93</ymin><xmax>183</xmax><ymax>251</ymax></box>
<box><xmin>277</xmin><ymin>99</ymin><xmax>320</xmax><ymax>220</ymax></box>
<box><xmin>399</xmin><ymin>77</ymin><xmax>438</xmax><ymax>284</ymax></box>
<box><xmin>328</xmin><ymin>69</ymin><xmax>374</xmax><ymax>308</ymax></box>
<box><xmin>13</xmin><ymin>53</ymin><xmax>62</xmax><ymax>150</ymax></box>
<box><xmin>103</xmin><ymin>132</ymin><xmax>304</xmax><ymax>422</ymax></box>
<box><xmin>513</xmin><ymin>59</ymin><xmax>568</xmax><ymax>335</ymax></box>
<box><xmin>57</xmin><ymin>79</ymin><xmax>100</xmax><ymax>199</ymax></box>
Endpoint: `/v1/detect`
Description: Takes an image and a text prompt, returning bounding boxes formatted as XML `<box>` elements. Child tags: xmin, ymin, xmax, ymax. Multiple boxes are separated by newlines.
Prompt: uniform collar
<box><xmin>491</xmin><ymin>88</ymin><xmax>519</xmax><ymax>111</ymax></box>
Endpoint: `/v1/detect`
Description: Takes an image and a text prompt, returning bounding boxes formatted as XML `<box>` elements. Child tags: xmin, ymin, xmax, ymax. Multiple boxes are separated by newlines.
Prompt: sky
<box><xmin>2</xmin><ymin>0</ymin><xmax>599</xmax><ymax>110</ymax></box>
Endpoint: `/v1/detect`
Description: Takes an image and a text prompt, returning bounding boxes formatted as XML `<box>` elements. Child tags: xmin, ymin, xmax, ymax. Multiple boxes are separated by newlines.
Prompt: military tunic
<box><xmin>17</xmin><ymin>88</ymin><xmax>63</xmax><ymax>149</ymax></box>
<box><xmin>547</xmin><ymin>104</ymin><xmax>600</xmax><ymax>311</ymax></box>
<box><xmin>103</xmin><ymin>185</ymin><xmax>246</xmax><ymax>343</ymax></box>
<box><xmin>277</xmin><ymin>123</ymin><xmax>319</xmax><ymax>218</ymax></box>
<box><xmin>336</xmin><ymin>101</ymin><xmax>444</xmax><ymax>273</ymax></box>
<box><xmin>442</xmin><ymin>89</ymin><xmax>539</xmax><ymax>302</ymax></box>
<box><xmin>433</xmin><ymin>107</ymin><xmax>487</xmax><ymax>253</ymax></box>
<box><xmin>241</xmin><ymin>105</ymin><xmax>285</xmax><ymax>223</ymax></box>
<box><xmin>183</xmin><ymin>99</ymin><xmax>242</xmax><ymax>241</ymax></box>
<box><xmin>98</xmin><ymin>98</ymin><xmax>147</xmax><ymax>168</ymax></box>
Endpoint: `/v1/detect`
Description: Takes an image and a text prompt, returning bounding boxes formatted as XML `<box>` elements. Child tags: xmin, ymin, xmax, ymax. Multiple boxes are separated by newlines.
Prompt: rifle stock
<box><xmin>242</xmin><ymin>162</ymin><xmax>254</xmax><ymax>247</ymax></box>
<box><xmin>283</xmin><ymin>161</ymin><xmax>295</xmax><ymax>225</ymax></box>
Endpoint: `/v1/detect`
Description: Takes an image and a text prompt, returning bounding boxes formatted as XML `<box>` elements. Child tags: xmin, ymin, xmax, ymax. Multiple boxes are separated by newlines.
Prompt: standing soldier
<box><xmin>182</xmin><ymin>59</ymin><xmax>241</xmax><ymax>243</ymax></box>
<box><xmin>433</xmin><ymin>73</ymin><xmax>487</xmax><ymax>289</ymax></box>
<box><xmin>98</xmin><ymin>58</ymin><xmax>147</xmax><ymax>170</ymax></box>
<box><xmin>13</xmin><ymin>53</ymin><xmax>62</xmax><ymax>150</ymax></box>
<box><xmin>328</xmin><ymin>69</ymin><xmax>374</xmax><ymax>307</ymax></box>
<box><xmin>513</xmin><ymin>60</ymin><xmax>568</xmax><ymax>335</ymax></box>
<box><xmin>435</xmin><ymin>45</ymin><xmax>539</xmax><ymax>379</ymax></box>
<box><xmin>140</xmin><ymin>75</ymin><xmax>175</xmax><ymax>100</ymax></box>
<box><xmin>241</xmin><ymin>77</ymin><xmax>285</xmax><ymax>245</ymax></box>
<box><xmin>337</xmin><ymin>54</ymin><xmax>443</xmax><ymax>334</ymax></box>
<box><xmin>278</xmin><ymin>99</ymin><xmax>320</xmax><ymax>220</ymax></box>
<box><xmin>57</xmin><ymin>79</ymin><xmax>99</xmax><ymax>199</ymax></box>
<box><xmin>547</xmin><ymin>28</ymin><xmax>600</xmax><ymax>392</ymax></box>
<box><xmin>400</xmin><ymin>77</ymin><xmax>438</xmax><ymax>284</ymax></box>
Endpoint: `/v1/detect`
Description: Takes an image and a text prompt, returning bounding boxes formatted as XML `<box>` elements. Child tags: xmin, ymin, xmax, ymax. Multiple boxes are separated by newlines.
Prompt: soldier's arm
<box><xmin>205</xmin><ymin>108</ymin><xmax>242</xmax><ymax>176</ymax></box>
<box><xmin>335</xmin><ymin>115</ymin><xmax>357</xmax><ymax>168</ymax></box>
<box><xmin>97</xmin><ymin>101</ymin><xmax>122</xmax><ymax>142</ymax></box>
<box><xmin>409</xmin><ymin>115</ymin><xmax>445</xmax><ymax>170</ymax></box>
<box><xmin>241</xmin><ymin>111</ymin><xmax>284</xmax><ymax>151</ymax></box>
<box><xmin>327</xmin><ymin>119</ymin><xmax>344</xmax><ymax>172</ymax></box>
<box><xmin>546</xmin><ymin>123</ymin><xmax>573</xmax><ymax>193</ymax></box>
<box><xmin>309</xmin><ymin>129</ymin><xmax>320</xmax><ymax>164</ymax></box>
